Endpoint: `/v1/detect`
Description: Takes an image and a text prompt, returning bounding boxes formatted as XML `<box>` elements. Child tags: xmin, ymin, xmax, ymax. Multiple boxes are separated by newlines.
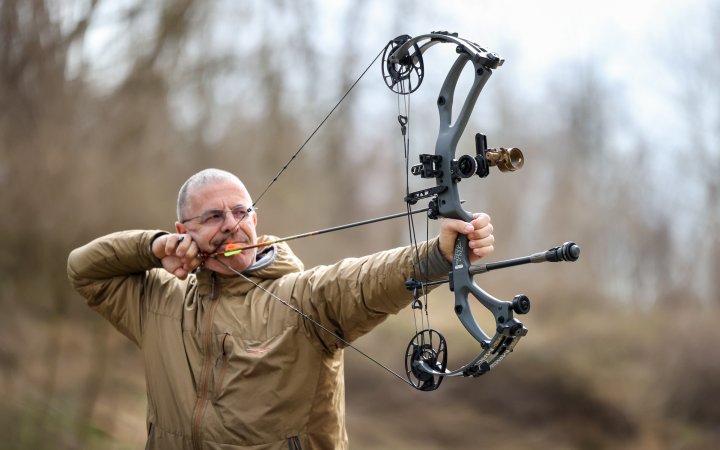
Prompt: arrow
<box><xmin>206</xmin><ymin>204</ymin><xmax>450</xmax><ymax>258</ymax></box>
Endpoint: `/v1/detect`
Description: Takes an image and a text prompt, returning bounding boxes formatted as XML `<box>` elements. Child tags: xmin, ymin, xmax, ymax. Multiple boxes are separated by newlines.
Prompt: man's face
<box><xmin>175</xmin><ymin>179</ymin><xmax>258</xmax><ymax>275</ymax></box>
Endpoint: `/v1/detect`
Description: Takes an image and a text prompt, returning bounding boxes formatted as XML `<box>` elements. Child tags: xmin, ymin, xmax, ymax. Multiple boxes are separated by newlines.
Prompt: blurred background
<box><xmin>1</xmin><ymin>0</ymin><xmax>719</xmax><ymax>448</ymax></box>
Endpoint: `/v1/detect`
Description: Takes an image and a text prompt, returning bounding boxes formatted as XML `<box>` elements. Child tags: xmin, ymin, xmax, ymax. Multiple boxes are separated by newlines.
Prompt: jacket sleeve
<box><xmin>294</xmin><ymin>237</ymin><xmax>451</xmax><ymax>351</ymax></box>
<box><xmin>66</xmin><ymin>230</ymin><xmax>168</xmax><ymax>347</ymax></box>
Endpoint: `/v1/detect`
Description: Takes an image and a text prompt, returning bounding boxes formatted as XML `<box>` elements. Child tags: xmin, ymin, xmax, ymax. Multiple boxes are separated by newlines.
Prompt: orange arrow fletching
<box><xmin>222</xmin><ymin>242</ymin><xmax>244</xmax><ymax>256</ymax></box>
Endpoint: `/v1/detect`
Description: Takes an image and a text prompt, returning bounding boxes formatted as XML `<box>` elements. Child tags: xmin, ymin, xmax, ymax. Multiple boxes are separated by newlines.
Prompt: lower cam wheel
<box><xmin>404</xmin><ymin>329</ymin><xmax>448</xmax><ymax>391</ymax></box>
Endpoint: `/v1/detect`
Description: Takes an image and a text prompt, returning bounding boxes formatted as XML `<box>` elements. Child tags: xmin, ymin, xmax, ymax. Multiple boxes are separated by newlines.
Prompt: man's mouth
<box><xmin>213</xmin><ymin>238</ymin><xmax>248</xmax><ymax>255</ymax></box>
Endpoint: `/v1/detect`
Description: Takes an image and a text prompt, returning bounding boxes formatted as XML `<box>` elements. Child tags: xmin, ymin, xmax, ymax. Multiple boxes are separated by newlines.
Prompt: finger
<box><xmin>161</xmin><ymin>257</ymin><xmax>180</xmax><ymax>274</ymax></box>
<box><xmin>164</xmin><ymin>234</ymin><xmax>182</xmax><ymax>257</ymax></box>
<box><xmin>469</xmin><ymin>234</ymin><xmax>495</xmax><ymax>249</ymax></box>
<box><xmin>470</xmin><ymin>212</ymin><xmax>491</xmax><ymax>229</ymax></box>
<box><xmin>442</xmin><ymin>218</ymin><xmax>475</xmax><ymax>235</ymax></box>
<box><xmin>471</xmin><ymin>244</ymin><xmax>494</xmax><ymax>259</ymax></box>
<box><xmin>175</xmin><ymin>234</ymin><xmax>191</xmax><ymax>257</ymax></box>
<box><xmin>175</xmin><ymin>238</ymin><xmax>199</xmax><ymax>266</ymax></box>
<box><xmin>182</xmin><ymin>253</ymin><xmax>201</xmax><ymax>273</ymax></box>
<box><xmin>469</xmin><ymin>223</ymin><xmax>494</xmax><ymax>240</ymax></box>
<box><xmin>183</xmin><ymin>240</ymin><xmax>199</xmax><ymax>261</ymax></box>
<box><xmin>468</xmin><ymin>233</ymin><xmax>495</xmax><ymax>247</ymax></box>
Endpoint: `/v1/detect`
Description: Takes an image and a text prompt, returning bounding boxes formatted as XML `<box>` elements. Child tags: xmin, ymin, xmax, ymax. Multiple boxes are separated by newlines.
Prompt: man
<box><xmin>67</xmin><ymin>168</ymin><xmax>495</xmax><ymax>450</ymax></box>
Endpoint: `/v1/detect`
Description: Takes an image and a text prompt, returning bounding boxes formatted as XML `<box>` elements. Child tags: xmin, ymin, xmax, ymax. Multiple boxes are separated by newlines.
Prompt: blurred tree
<box><xmin>2</xmin><ymin>0</ymin><xmax>719</xmax><ymax>448</ymax></box>
<box><xmin>673</xmin><ymin>1</ymin><xmax>720</xmax><ymax>304</ymax></box>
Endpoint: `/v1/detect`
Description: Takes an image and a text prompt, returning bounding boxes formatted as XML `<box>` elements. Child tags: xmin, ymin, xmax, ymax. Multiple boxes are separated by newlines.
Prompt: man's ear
<box><xmin>175</xmin><ymin>222</ymin><xmax>186</xmax><ymax>234</ymax></box>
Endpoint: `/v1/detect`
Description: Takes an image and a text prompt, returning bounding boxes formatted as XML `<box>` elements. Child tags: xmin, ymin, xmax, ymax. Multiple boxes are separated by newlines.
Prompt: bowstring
<box><xmin>234</xmin><ymin>40</ymin><xmax>437</xmax><ymax>386</ymax></box>
<box><xmin>252</xmin><ymin>47</ymin><xmax>386</xmax><ymax>208</ymax></box>
<box><xmin>397</xmin><ymin>79</ymin><xmax>432</xmax><ymax>339</ymax></box>
<box><xmin>228</xmin><ymin>43</ymin><xmax>419</xmax><ymax>388</ymax></box>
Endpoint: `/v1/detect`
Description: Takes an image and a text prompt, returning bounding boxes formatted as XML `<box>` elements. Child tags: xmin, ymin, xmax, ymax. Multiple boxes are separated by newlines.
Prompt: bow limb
<box><xmin>388</xmin><ymin>32</ymin><xmax>504</xmax><ymax>71</ymax></box>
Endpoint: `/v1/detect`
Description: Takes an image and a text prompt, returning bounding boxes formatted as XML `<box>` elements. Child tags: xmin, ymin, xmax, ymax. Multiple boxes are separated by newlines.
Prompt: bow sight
<box><xmin>410</xmin><ymin>136</ymin><xmax>524</xmax><ymax>184</ymax></box>
<box><xmin>382</xmin><ymin>32</ymin><xmax>581</xmax><ymax>391</ymax></box>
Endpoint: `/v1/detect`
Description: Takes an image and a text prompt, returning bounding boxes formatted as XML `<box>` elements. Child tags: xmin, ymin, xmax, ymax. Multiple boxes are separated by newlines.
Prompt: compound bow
<box><xmin>218</xmin><ymin>31</ymin><xmax>580</xmax><ymax>392</ymax></box>
<box><xmin>380</xmin><ymin>32</ymin><xmax>580</xmax><ymax>391</ymax></box>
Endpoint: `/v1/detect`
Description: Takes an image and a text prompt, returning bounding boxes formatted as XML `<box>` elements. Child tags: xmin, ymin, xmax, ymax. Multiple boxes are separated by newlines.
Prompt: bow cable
<box><xmin>213</xmin><ymin>258</ymin><xmax>416</xmax><ymax>388</ymax></box>
<box><xmin>395</xmin><ymin>60</ymin><xmax>440</xmax><ymax>390</ymax></box>
<box><xmin>396</xmin><ymin>82</ymin><xmax>433</xmax><ymax>341</ymax></box>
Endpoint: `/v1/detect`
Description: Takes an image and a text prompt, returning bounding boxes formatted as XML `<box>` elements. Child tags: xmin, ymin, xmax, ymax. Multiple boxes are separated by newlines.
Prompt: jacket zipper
<box><xmin>287</xmin><ymin>436</ymin><xmax>302</xmax><ymax>450</ymax></box>
<box><xmin>191</xmin><ymin>273</ymin><xmax>221</xmax><ymax>450</ymax></box>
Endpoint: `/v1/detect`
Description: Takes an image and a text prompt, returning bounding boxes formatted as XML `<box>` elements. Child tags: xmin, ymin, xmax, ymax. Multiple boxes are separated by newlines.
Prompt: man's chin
<box><xmin>205</xmin><ymin>254</ymin><xmax>252</xmax><ymax>275</ymax></box>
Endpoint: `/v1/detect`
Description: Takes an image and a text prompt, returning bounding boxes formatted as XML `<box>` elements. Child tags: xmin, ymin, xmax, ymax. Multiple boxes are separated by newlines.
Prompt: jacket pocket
<box><xmin>214</xmin><ymin>333</ymin><xmax>231</xmax><ymax>399</ymax></box>
<box><xmin>144</xmin><ymin>423</ymin><xmax>154</xmax><ymax>450</ymax></box>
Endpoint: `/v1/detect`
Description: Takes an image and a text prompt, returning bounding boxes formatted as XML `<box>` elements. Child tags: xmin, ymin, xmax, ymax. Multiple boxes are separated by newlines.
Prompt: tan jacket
<box><xmin>67</xmin><ymin>230</ymin><xmax>449</xmax><ymax>450</ymax></box>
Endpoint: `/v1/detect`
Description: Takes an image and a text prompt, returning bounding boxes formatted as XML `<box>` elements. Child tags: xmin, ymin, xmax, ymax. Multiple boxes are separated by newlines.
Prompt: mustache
<box><xmin>210</xmin><ymin>230</ymin><xmax>250</xmax><ymax>254</ymax></box>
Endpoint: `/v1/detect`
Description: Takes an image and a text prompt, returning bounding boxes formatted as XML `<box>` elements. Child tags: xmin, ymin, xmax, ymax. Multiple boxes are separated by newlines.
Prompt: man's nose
<box><xmin>221</xmin><ymin>210</ymin><xmax>240</xmax><ymax>232</ymax></box>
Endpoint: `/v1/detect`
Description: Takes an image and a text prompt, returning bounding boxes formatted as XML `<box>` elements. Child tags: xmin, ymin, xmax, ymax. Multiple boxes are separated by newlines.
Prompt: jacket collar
<box><xmin>193</xmin><ymin>235</ymin><xmax>305</xmax><ymax>299</ymax></box>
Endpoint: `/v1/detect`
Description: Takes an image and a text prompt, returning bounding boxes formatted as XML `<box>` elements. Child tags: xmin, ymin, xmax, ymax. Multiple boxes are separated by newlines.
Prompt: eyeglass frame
<box><xmin>180</xmin><ymin>205</ymin><xmax>257</xmax><ymax>226</ymax></box>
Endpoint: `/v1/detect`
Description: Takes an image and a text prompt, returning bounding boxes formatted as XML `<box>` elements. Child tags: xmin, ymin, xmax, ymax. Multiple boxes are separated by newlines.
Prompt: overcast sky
<box><xmin>75</xmin><ymin>0</ymin><xmax>715</xmax><ymax>152</ymax></box>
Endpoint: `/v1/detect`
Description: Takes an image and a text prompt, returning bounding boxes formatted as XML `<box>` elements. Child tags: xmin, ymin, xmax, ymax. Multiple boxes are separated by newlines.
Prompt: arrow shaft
<box><xmin>211</xmin><ymin>206</ymin><xmax>434</xmax><ymax>257</ymax></box>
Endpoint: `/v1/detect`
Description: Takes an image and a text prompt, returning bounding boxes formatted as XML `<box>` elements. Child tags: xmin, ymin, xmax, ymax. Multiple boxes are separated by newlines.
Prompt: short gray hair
<box><xmin>177</xmin><ymin>168</ymin><xmax>247</xmax><ymax>221</ymax></box>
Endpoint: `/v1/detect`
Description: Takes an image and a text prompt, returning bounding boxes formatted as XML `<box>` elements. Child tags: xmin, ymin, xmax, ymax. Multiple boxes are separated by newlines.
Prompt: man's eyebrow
<box><xmin>203</xmin><ymin>203</ymin><xmax>247</xmax><ymax>210</ymax></box>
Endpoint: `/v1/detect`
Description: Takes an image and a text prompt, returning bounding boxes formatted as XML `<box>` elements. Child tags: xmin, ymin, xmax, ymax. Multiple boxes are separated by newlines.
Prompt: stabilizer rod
<box><xmin>469</xmin><ymin>242</ymin><xmax>580</xmax><ymax>275</ymax></box>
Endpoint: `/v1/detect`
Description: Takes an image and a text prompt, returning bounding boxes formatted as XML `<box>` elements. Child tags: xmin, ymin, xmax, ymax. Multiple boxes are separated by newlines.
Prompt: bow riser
<box><xmin>453</xmin><ymin>252</ymin><xmax>514</xmax><ymax>336</ymax></box>
<box><xmin>434</xmin><ymin>53</ymin><xmax>494</xmax><ymax>221</ymax></box>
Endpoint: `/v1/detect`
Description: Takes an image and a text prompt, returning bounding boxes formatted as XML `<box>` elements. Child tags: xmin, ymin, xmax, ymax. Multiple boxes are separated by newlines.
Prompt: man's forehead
<box><xmin>188</xmin><ymin>180</ymin><xmax>251</xmax><ymax>207</ymax></box>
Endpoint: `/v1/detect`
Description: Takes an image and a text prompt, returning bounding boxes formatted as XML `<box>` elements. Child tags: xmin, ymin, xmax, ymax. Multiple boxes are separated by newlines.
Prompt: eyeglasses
<box><xmin>181</xmin><ymin>206</ymin><xmax>256</xmax><ymax>226</ymax></box>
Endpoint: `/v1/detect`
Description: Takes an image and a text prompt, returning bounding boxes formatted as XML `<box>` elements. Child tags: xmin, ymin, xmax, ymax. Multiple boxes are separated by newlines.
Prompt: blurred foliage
<box><xmin>1</xmin><ymin>0</ymin><xmax>719</xmax><ymax>449</ymax></box>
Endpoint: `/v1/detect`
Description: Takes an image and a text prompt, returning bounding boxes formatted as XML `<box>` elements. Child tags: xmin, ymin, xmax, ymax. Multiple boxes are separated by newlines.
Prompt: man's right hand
<box><xmin>151</xmin><ymin>234</ymin><xmax>200</xmax><ymax>280</ymax></box>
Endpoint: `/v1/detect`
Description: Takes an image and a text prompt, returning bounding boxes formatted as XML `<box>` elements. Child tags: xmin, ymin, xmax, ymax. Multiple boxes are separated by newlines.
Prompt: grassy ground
<box><xmin>2</xmin><ymin>288</ymin><xmax>719</xmax><ymax>449</ymax></box>
<box><xmin>344</xmin><ymin>290</ymin><xmax>720</xmax><ymax>449</ymax></box>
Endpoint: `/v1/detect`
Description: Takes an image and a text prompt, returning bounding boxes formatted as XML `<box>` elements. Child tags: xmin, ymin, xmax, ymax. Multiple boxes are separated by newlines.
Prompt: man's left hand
<box><xmin>439</xmin><ymin>213</ymin><xmax>494</xmax><ymax>264</ymax></box>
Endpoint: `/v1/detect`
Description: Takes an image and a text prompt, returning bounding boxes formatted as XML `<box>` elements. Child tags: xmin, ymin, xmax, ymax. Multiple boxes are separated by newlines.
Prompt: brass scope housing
<box><xmin>486</xmin><ymin>147</ymin><xmax>524</xmax><ymax>172</ymax></box>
